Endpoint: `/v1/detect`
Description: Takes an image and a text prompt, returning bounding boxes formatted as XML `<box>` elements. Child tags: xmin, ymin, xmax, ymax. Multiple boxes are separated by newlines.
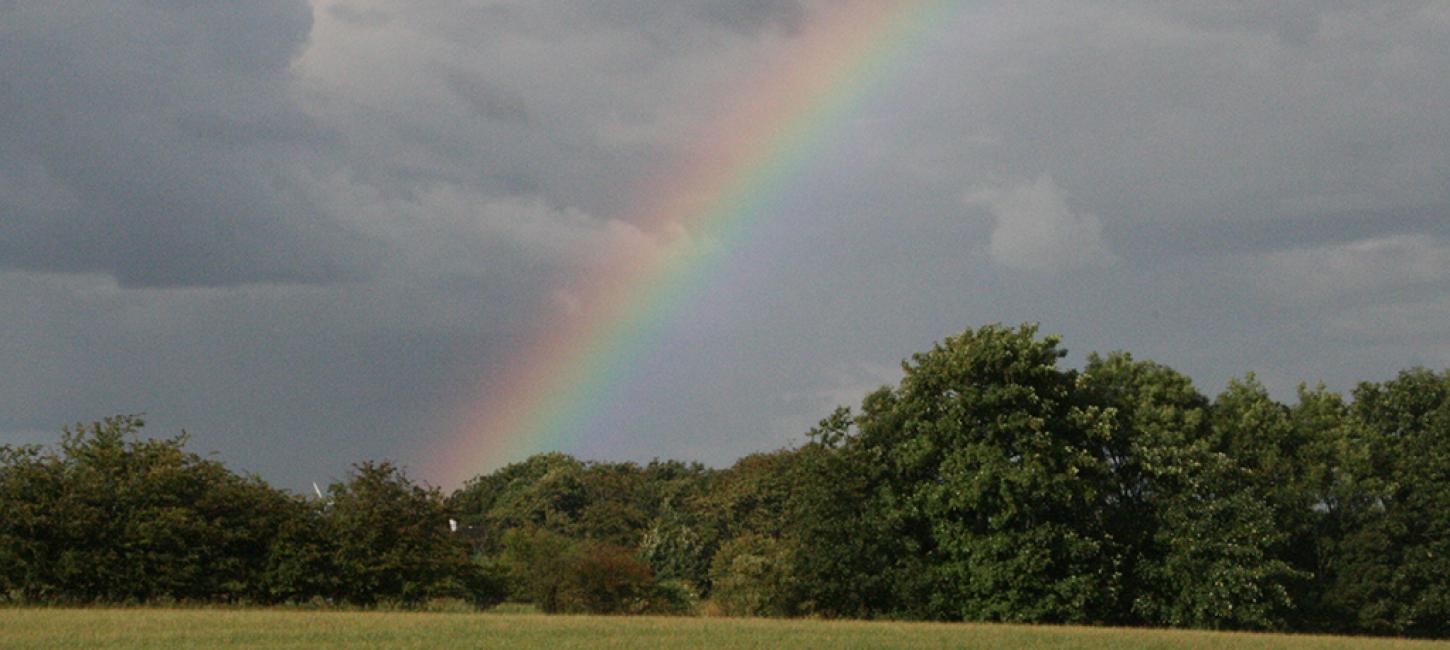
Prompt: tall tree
<box><xmin>1084</xmin><ymin>362</ymin><xmax>1301</xmax><ymax>629</ymax></box>
<box><xmin>1333</xmin><ymin>370</ymin><xmax>1450</xmax><ymax>636</ymax></box>
<box><xmin>325</xmin><ymin>461</ymin><xmax>485</xmax><ymax>606</ymax></box>
<box><xmin>842</xmin><ymin>325</ymin><xmax>1121</xmax><ymax>622</ymax></box>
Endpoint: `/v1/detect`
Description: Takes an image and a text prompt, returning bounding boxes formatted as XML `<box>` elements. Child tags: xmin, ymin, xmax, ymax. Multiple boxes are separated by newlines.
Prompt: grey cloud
<box><xmin>1153</xmin><ymin>2</ymin><xmax>1434</xmax><ymax>46</ymax></box>
<box><xmin>698</xmin><ymin>0</ymin><xmax>807</xmax><ymax>34</ymax></box>
<box><xmin>0</xmin><ymin>269</ymin><xmax>535</xmax><ymax>489</ymax></box>
<box><xmin>365</xmin><ymin>0</ymin><xmax>804</xmax><ymax>53</ymax></box>
<box><xmin>538</xmin><ymin>0</ymin><xmax>807</xmax><ymax>37</ymax></box>
<box><xmin>5</xmin><ymin>1</ymin><xmax>1450</xmax><ymax>489</ymax></box>
<box><xmin>298</xmin><ymin>0</ymin><xmax>817</xmax><ymax>220</ymax></box>
<box><xmin>1115</xmin><ymin>205</ymin><xmax>1450</xmax><ymax>261</ymax></box>
<box><xmin>0</xmin><ymin>1</ymin><xmax>374</xmax><ymax>287</ymax></box>
<box><xmin>325</xmin><ymin>4</ymin><xmax>392</xmax><ymax>28</ymax></box>
<box><xmin>874</xmin><ymin>1</ymin><xmax>1449</xmax><ymax>258</ymax></box>
<box><xmin>442</xmin><ymin>70</ymin><xmax>532</xmax><ymax>125</ymax></box>
<box><xmin>1256</xmin><ymin>235</ymin><xmax>1450</xmax><ymax>303</ymax></box>
<box><xmin>176</xmin><ymin>111</ymin><xmax>334</xmax><ymax>148</ymax></box>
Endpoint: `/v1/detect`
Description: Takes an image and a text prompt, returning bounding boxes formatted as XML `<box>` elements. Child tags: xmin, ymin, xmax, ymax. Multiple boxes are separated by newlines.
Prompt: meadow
<box><xmin>2</xmin><ymin>609</ymin><xmax>1446</xmax><ymax>650</ymax></box>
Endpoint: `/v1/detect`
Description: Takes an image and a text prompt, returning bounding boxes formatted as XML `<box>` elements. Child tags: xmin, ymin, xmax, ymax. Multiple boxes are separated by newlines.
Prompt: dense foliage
<box><xmin>3</xmin><ymin>325</ymin><xmax>1447</xmax><ymax>636</ymax></box>
<box><xmin>0</xmin><ymin>416</ymin><xmax>501</xmax><ymax>608</ymax></box>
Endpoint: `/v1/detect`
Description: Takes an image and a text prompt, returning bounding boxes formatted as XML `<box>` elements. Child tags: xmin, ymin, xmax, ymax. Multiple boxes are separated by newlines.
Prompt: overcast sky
<box><xmin>3</xmin><ymin>1</ymin><xmax>1448</xmax><ymax>491</ymax></box>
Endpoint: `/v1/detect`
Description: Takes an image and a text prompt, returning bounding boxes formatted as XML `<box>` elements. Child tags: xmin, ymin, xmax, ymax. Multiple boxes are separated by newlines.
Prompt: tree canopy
<box><xmin>3</xmin><ymin>324</ymin><xmax>1448</xmax><ymax>637</ymax></box>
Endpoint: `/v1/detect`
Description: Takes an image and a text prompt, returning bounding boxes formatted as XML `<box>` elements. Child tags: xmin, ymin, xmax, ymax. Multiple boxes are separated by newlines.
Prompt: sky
<box><xmin>3</xmin><ymin>1</ymin><xmax>1449</xmax><ymax>492</ymax></box>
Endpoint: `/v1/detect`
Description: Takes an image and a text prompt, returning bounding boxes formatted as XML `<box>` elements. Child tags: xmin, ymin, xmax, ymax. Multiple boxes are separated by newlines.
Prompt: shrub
<box><xmin>708</xmin><ymin>534</ymin><xmax>798</xmax><ymax>617</ymax></box>
<box><xmin>643</xmin><ymin>579</ymin><xmax>700</xmax><ymax>615</ymax></box>
<box><xmin>560</xmin><ymin>541</ymin><xmax>654</xmax><ymax>614</ymax></box>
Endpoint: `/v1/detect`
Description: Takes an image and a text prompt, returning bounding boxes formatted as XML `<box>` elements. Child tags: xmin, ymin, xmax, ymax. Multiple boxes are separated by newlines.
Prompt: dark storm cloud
<box><xmin>0</xmin><ymin>1</ymin><xmax>374</xmax><ymax>287</ymax></box>
<box><xmin>0</xmin><ymin>270</ymin><xmax>532</xmax><ymax>487</ymax></box>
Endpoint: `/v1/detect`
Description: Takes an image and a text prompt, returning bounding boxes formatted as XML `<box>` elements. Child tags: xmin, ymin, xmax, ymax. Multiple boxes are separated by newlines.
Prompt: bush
<box><xmin>499</xmin><ymin>527</ymin><xmax>577</xmax><ymax>612</ymax></box>
<box><xmin>460</xmin><ymin>557</ymin><xmax>511</xmax><ymax>609</ymax></box>
<box><xmin>643</xmin><ymin>579</ymin><xmax>700</xmax><ymax>615</ymax></box>
<box><xmin>561</xmin><ymin>541</ymin><xmax>654</xmax><ymax>614</ymax></box>
<box><xmin>499</xmin><ymin>528</ymin><xmax>672</xmax><ymax>614</ymax></box>
<box><xmin>0</xmin><ymin>416</ymin><xmax>302</xmax><ymax>604</ymax></box>
<box><xmin>708</xmin><ymin>534</ymin><xmax>798</xmax><ymax>617</ymax></box>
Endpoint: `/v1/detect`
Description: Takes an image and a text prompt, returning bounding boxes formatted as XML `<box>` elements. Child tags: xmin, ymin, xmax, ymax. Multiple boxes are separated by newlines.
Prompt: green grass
<box><xmin>1</xmin><ymin>609</ymin><xmax>1445</xmax><ymax>649</ymax></box>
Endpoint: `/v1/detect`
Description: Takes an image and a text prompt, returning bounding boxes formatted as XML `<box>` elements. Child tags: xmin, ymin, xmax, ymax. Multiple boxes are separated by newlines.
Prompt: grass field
<box><xmin>2</xmin><ymin>609</ymin><xmax>1446</xmax><ymax>649</ymax></box>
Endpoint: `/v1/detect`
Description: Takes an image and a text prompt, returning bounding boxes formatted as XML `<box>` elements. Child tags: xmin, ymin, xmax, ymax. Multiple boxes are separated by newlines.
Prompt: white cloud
<box><xmin>1260</xmin><ymin>235</ymin><xmax>1450</xmax><ymax>301</ymax></box>
<box><xmin>968</xmin><ymin>176</ymin><xmax>1116</xmax><ymax>272</ymax></box>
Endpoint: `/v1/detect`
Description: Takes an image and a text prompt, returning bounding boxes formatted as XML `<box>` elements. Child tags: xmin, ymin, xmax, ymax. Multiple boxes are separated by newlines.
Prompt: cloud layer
<box><xmin>0</xmin><ymin>2</ymin><xmax>380</xmax><ymax>287</ymax></box>
<box><xmin>2</xmin><ymin>1</ymin><xmax>1448</xmax><ymax>489</ymax></box>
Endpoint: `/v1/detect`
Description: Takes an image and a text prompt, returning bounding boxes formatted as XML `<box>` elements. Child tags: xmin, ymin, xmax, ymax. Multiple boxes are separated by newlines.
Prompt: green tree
<box><xmin>708</xmin><ymin>533</ymin><xmax>799</xmax><ymax>617</ymax></box>
<box><xmin>639</xmin><ymin>506</ymin><xmax>711</xmax><ymax>591</ymax></box>
<box><xmin>0</xmin><ymin>416</ymin><xmax>298</xmax><ymax>604</ymax></box>
<box><xmin>499</xmin><ymin>526</ymin><xmax>578</xmax><ymax>611</ymax></box>
<box><xmin>820</xmin><ymin>325</ymin><xmax>1121</xmax><ymax>622</ymax></box>
<box><xmin>787</xmin><ymin>407</ymin><xmax>900</xmax><ymax>618</ymax></box>
<box><xmin>634</xmin><ymin>459</ymin><xmax>715</xmax><ymax>592</ymax></box>
<box><xmin>325</xmin><ymin>461</ymin><xmax>482</xmax><ymax>606</ymax></box>
<box><xmin>259</xmin><ymin>497</ymin><xmax>338</xmax><ymax>603</ymax></box>
<box><xmin>683</xmin><ymin>447</ymin><xmax>805</xmax><ymax>596</ymax></box>
<box><xmin>0</xmin><ymin>443</ymin><xmax>53</xmax><ymax>601</ymax></box>
<box><xmin>1082</xmin><ymin>356</ymin><xmax>1302</xmax><ymax>630</ymax></box>
<box><xmin>450</xmin><ymin>453</ymin><xmax>586</xmax><ymax>555</ymax></box>
<box><xmin>1331</xmin><ymin>370</ymin><xmax>1450</xmax><ymax>636</ymax></box>
<box><xmin>1285</xmin><ymin>383</ymin><xmax>1368</xmax><ymax>631</ymax></box>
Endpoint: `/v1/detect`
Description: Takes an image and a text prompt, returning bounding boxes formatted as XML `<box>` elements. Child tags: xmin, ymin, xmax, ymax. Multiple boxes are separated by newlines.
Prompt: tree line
<box><xmin>0</xmin><ymin>416</ymin><xmax>499</xmax><ymax>608</ymax></box>
<box><xmin>2</xmin><ymin>324</ymin><xmax>1446</xmax><ymax>636</ymax></box>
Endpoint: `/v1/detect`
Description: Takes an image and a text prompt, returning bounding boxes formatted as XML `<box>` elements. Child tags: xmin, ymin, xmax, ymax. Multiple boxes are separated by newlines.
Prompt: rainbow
<box><xmin>435</xmin><ymin>0</ymin><xmax>956</xmax><ymax>486</ymax></box>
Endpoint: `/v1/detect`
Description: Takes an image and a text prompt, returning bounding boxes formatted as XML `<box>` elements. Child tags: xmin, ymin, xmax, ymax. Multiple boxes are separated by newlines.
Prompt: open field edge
<box><xmin>2</xmin><ymin>608</ymin><xmax>1447</xmax><ymax>649</ymax></box>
